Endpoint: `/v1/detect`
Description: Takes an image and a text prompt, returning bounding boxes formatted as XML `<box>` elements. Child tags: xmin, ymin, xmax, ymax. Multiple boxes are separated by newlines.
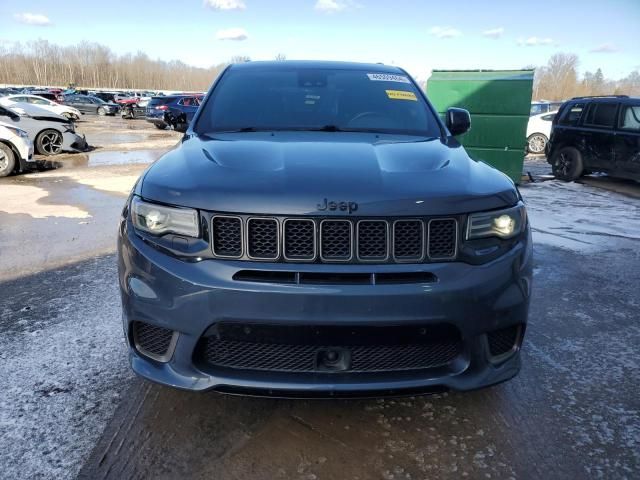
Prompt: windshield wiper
<box><xmin>307</xmin><ymin>125</ymin><xmax>344</xmax><ymax>132</ymax></box>
<box><xmin>211</xmin><ymin>127</ymin><xmax>259</xmax><ymax>133</ymax></box>
<box><xmin>212</xmin><ymin>126</ymin><xmax>345</xmax><ymax>133</ymax></box>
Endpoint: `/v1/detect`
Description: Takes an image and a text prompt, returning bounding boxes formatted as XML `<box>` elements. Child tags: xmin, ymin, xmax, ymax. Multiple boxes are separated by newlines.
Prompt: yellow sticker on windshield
<box><xmin>386</xmin><ymin>90</ymin><xmax>417</xmax><ymax>101</ymax></box>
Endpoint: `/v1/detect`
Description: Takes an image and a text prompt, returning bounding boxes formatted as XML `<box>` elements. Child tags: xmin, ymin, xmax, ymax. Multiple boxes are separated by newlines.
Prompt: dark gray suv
<box><xmin>117</xmin><ymin>61</ymin><xmax>532</xmax><ymax>397</ymax></box>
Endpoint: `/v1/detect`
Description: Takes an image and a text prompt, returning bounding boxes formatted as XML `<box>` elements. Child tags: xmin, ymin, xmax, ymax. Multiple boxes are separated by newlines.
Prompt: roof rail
<box><xmin>570</xmin><ymin>95</ymin><xmax>629</xmax><ymax>100</ymax></box>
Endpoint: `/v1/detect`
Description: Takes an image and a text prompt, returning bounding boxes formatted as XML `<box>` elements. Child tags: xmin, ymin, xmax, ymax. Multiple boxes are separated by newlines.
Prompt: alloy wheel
<box><xmin>40</xmin><ymin>131</ymin><xmax>63</xmax><ymax>155</ymax></box>
<box><xmin>528</xmin><ymin>134</ymin><xmax>546</xmax><ymax>154</ymax></box>
<box><xmin>555</xmin><ymin>152</ymin><xmax>572</xmax><ymax>177</ymax></box>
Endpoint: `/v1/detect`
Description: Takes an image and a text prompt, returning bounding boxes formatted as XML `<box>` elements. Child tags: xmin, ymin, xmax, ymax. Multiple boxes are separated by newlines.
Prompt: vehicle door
<box><xmin>177</xmin><ymin>97</ymin><xmax>200</xmax><ymax>122</ymax></box>
<box><xmin>76</xmin><ymin>96</ymin><xmax>95</xmax><ymax>113</ymax></box>
<box><xmin>551</xmin><ymin>102</ymin><xmax>585</xmax><ymax>156</ymax></box>
<box><xmin>615</xmin><ymin>102</ymin><xmax>640</xmax><ymax>178</ymax></box>
<box><xmin>28</xmin><ymin>96</ymin><xmax>54</xmax><ymax>109</ymax></box>
<box><xmin>579</xmin><ymin>101</ymin><xmax>618</xmax><ymax>172</ymax></box>
<box><xmin>64</xmin><ymin>96</ymin><xmax>80</xmax><ymax>112</ymax></box>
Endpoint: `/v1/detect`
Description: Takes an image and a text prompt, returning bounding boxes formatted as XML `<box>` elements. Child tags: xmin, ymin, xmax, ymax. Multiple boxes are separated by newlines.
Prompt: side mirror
<box><xmin>445</xmin><ymin>107</ymin><xmax>471</xmax><ymax>136</ymax></box>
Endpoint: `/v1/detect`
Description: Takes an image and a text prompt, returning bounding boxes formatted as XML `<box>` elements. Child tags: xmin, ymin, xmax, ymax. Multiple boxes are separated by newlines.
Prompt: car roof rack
<box><xmin>570</xmin><ymin>95</ymin><xmax>629</xmax><ymax>100</ymax></box>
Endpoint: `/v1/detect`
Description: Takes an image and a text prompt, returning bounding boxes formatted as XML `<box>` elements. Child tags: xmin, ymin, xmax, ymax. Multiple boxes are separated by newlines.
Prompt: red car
<box><xmin>113</xmin><ymin>93</ymin><xmax>140</xmax><ymax>105</ymax></box>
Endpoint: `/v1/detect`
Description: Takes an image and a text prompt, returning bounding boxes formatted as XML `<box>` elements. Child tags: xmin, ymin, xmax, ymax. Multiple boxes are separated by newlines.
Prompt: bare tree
<box><xmin>531</xmin><ymin>53</ymin><xmax>639</xmax><ymax>100</ymax></box>
<box><xmin>535</xmin><ymin>53</ymin><xmax>579</xmax><ymax>100</ymax></box>
<box><xmin>0</xmin><ymin>40</ymin><xmax>229</xmax><ymax>91</ymax></box>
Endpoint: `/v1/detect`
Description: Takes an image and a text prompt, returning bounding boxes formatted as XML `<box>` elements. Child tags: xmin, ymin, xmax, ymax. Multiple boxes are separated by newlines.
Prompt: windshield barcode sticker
<box><xmin>367</xmin><ymin>73</ymin><xmax>410</xmax><ymax>83</ymax></box>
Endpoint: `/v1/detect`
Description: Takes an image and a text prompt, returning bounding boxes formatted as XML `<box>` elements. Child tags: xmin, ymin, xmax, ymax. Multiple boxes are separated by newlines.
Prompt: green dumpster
<box><xmin>426</xmin><ymin>70</ymin><xmax>534</xmax><ymax>183</ymax></box>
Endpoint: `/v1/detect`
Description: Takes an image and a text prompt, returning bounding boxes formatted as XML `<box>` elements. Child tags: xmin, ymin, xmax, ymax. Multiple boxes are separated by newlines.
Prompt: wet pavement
<box><xmin>0</xmin><ymin>116</ymin><xmax>172</xmax><ymax>280</ymax></box>
<box><xmin>1</xmin><ymin>118</ymin><xmax>639</xmax><ymax>479</ymax></box>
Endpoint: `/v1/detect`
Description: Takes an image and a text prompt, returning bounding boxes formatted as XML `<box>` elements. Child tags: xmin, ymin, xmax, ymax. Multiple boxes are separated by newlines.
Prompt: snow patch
<box><xmin>520</xmin><ymin>180</ymin><xmax>640</xmax><ymax>253</ymax></box>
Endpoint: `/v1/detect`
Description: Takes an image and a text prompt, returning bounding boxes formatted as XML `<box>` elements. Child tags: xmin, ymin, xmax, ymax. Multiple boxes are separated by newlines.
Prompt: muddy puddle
<box><xmin>85</xmin><ymin>132</ymin><xmax>146</xmax><ymax>145</ymax></box>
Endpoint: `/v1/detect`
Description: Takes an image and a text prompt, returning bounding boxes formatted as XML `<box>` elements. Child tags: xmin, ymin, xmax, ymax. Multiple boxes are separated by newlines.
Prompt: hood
<box><xmin>10</xmin><ymin>103</ymin><xmax>70</xmax><ymax>123</ymax></box>
<box><xmin>140</xmin><ymin>132</ymin><xmax>518</xmax><ymax>216</ymax></box>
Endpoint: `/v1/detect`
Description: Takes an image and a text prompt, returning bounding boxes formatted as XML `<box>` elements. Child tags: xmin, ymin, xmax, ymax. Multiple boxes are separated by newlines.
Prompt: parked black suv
<box><xmin>546</xmin><ymin>95</ymin><xmax>640</xmax><ymax>182</ymax></box>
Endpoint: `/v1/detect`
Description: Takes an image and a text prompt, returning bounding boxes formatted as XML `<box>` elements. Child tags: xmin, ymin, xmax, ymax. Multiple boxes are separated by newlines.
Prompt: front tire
<box><xmin>97</xmin><ymin>107</ymin><xmax>106</xmax><ymax>116</ymax></box>
<box><xmin>36</xmin><ymin>129</ymin><xmax>64</xmax><ymax>156</ymax></box>
<box><xmin>527</xmin><ymin>133</ymin><xmax>548</xmax><ymax>154</ymax></box>
<box><xmin>0</xmin><ymin>143</ymin><xmax>16</xmax><ymax>177</ymax></box>
<box><xmin>551</xmin><ymin>146</ymin><xmax>583</xmax><ymax>181</ymax></box>
<box><xmin>154</xmin><ymin>123</ymin><xmax>168</xmax><ymax>130</ymax></box>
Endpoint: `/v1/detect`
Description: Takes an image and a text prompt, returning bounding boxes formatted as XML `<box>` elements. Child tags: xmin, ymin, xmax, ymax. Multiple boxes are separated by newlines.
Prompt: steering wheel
<box><xmin>347</xmin><ymin>111</ymin><xmax>387</xmax><ymax>127</ymax></box>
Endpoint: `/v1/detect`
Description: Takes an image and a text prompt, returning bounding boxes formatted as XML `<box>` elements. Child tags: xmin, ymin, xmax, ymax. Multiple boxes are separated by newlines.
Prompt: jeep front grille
<box><xmin>211</xmin><ymin>215</ymin><xmax>458</xmax><ymax>264</ymax></box>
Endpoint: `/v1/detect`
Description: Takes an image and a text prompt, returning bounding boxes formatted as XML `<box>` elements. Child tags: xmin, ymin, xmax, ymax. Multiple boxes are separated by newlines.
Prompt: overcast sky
<box><xmin>2</xmin><ymin>0</ymin><xmax>639</xmax><ymax>81</ymax></box>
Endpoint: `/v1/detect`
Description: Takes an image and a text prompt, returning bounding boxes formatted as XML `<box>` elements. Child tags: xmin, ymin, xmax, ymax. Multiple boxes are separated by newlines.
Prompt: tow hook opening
<box><xmin>316</xmin><ymin>348</ymin><xmax>351</xmax><ymax>372</ymax></box>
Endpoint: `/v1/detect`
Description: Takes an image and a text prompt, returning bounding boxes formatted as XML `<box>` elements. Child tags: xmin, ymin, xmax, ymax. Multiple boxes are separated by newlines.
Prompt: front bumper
<box><xmin>146</xmin><ymin>116</ymin><xmax>167</xmax><ymax>127</ymax></box>
<box><xmin>118</xmin><ymin>219</ymin><xmax>532</xmax><ymax>397</ymax></box>
<box><xmin>63</xmin><ymin>132</ymin><xmax>89</xmax><ymax>152</ymax></box>
<box><xmin>13</xmin><ymin>136</ymin><xmax>35</xmax><ymax>172</ymax></box>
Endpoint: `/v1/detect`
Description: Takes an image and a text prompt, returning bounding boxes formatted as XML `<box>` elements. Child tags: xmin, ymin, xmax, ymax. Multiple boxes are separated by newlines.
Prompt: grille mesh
<box><xmin>487</xmin><ymin>325</ymin><xmax>520</xmax><ymax>356</ymax></box>
<box><xmin>320</xmin><ymin>221</ymin><xmax>352</xmax><ymax>260</ymax></box>
<box><xmin>393</xmin><ymin>220</ymin><xmax>424</xmax><ymax>260</ymax></box>
<box><xmin>133</xmin><ymin>321</ymin><xmax>174</xmax><ymax>358</ymax></box>
<box><xmin>200</xmin><ymin>338</ymin><xmax>461</xmax><ymax>373</ymax></box>
<box><xmin>428</xmin><ymin>219</ymin><xmax>457</xmax><ymax>259</ymax></box>
<box><xmin>248</xmin><ymin>219</ymin><xmax>278</xmax><ymax>259</ymax></box>
<box><xmin>284</xmin><ymin>220</ymin><xmax>315</xmax><ymax>260</ymax></box>
<box><xmin>211</xmin><ymin>215</ymin><xmax>457</xmax><ymax>263</ymax></box>
<box><xmin>212</xmin><ymin>216</ymin><xmax>242</xmax><ymax>257</ymax></box>
<box><xmin>357</xmin><ymin>221</ymin><xmax>388</xmax><ymax>260</ymax></box>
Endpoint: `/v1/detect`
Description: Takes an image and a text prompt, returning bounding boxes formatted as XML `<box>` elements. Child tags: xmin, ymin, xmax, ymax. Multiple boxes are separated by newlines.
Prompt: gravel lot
<box><xmin>1</xmin><ymin>117</ymin><xmax>639</xmax><ymax>479</ymax></box>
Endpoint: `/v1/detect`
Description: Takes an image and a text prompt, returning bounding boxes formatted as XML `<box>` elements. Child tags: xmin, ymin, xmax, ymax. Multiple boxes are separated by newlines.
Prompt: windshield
<box><xmin>195</xmin><ymin>66</ymin><xmax>440</xmax><ymax>137</ymax></box>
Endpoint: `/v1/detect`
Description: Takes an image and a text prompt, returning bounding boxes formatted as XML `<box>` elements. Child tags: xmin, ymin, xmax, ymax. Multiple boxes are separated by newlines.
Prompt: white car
<box><xmin>0</xmin><ymin>94</ymin><xmax>82</xmax><ymax>121</ymax></box>
<box><xmin>526</xmin><ymin>111</ymin><xmax>557</xmax><ymax>154</ymax></box>
<box><xmin>0</xmin><ymin>120</ymin><xmax>35</xmax><ymax>177</ymax></box>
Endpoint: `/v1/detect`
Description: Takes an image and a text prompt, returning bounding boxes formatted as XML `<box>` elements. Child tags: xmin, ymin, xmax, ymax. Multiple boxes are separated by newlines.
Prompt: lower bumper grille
<box><xmin>132</xmin><ymin>321</ymin><xmax>176</xmax><ymax>362</ymax></box>
<box><xmin>487</xmin><ymin>325</ymin><xmax>521</xmax><ymax>357</ymax></box>
<box><xmin>196</xmin><ymin>323</ymin><xmax>462</xmax><ymax>374</ymax></box>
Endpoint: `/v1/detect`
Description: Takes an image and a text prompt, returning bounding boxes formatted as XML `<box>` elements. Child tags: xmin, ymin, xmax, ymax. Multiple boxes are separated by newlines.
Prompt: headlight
<box><xmin>466</xmin><ymin>203</ymin><xmax>527</xmax><ymax>240</ymax></box>
<box><xmin>3</xmin><ymin>125</ymin><xmax>29</xmax><ymax>139</ymax></box>
<box><xmin>131</xmin><ymin>197</ymin><xmax>199</xmax><ymax>237</ymax></box>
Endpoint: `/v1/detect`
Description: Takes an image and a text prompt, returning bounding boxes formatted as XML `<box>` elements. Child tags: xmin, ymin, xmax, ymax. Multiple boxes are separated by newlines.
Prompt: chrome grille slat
<box><xmin>211</xmin><ymin>215</ymin><xmax>458</xmax><ymax>263</ymax></box>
